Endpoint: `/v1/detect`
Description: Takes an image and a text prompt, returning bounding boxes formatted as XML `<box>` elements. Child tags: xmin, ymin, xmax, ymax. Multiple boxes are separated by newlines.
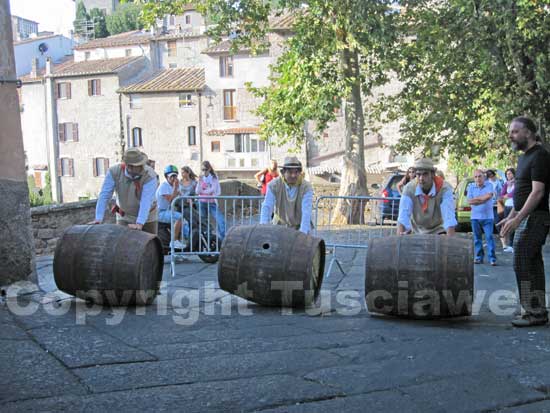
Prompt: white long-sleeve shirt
<box><xmin>260</xmin><ymin>183</ymin><xmax>313</xmax><ymax>234</ymax></box>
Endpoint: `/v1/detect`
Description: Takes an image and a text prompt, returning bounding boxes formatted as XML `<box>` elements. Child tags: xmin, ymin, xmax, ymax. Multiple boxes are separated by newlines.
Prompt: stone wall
<box><xmin>31</xmin><ymin>200</ymin><xmax>114</xmax><ymax>256</ymax></box>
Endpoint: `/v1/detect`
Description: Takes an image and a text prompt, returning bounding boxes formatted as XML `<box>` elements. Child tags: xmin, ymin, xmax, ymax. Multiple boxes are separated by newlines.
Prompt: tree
<box><xmin>73</xmin><ymin>0</ymin><xmax>89</xmax><ymax>38</ymax></box>
<box><xmin>132</xmin><ymin>0</ymin><xmax>396</xmax><ymax>223</ymax></box>
<box><xmin>89</xmin><ymin>8</ymin><xmax>110</xmax><ymax>38</ymax></box>
<box><xmin>379</xmin><ymin>0</ymin><xmax>550</xmax><ymax>162</ymax></box>
<box><xmin>107</xmin><ymin>3</ymin><xmax>144</xmax><ymax>35</ymax></box>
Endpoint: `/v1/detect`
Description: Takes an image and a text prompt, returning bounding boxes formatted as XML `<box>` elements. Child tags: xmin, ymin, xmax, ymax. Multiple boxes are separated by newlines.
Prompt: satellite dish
<box><xmin>38</xmin><ymin>42</ymin><xmax>49</xmax><ymax>54</ymax></box>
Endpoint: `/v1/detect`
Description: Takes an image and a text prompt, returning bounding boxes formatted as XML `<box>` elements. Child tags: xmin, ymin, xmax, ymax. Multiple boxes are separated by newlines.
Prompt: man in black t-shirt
<box><xmin>499</xmin><ymin>117</ymin><xmax>550</xmax><ymax>327</ymax></box>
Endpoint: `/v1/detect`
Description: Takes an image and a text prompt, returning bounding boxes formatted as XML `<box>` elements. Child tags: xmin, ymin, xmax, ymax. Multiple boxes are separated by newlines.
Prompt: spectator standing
<box><xmin>396</xmin><ymin>167</ymin><xmax>415</xmax><ymax>194</ymax></box>
<box><xmin>486</xmin><ymin>169</ymin><xmax>504</xmax><ymax>226</ymax></box>
<box><xmin>500</xmin><ymin>168</ymin><xmax>516</xmax><ymax>252</ymax></box>
<box><xmin>180</xmin><ymin>166</ymin><xmax>198</xmax><ymax>196</ymax></box>
<box><xmin>467</xmin><ymin>169</ymin><xmax>497</xmax><ymax>265</ymax></box>
<box><xmin>197</xmin><ymin>161</ymin><xmax>226</xmax><ymax>240</ymax></box>
<box><xmin>255</xmin><ymin>160</ymin><xmax>279</xmax><ymax>195</ymax></box>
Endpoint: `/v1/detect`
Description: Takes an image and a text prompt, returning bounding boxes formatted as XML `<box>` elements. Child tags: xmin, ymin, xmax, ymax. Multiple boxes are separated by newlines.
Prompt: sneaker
<box><xmin>503</xmin><ymin>246</ymin><xmax>514</xmax><ymax>253</ymax></box>
<box><xmin>490</xmin><ymin>261</ymin><xmax>497</xmax><ymax>266</ymax></box>
<box><xmin>170</xmin><ymin>240</ymin><xmax>186</xmax><ymax>250</ymax></box>
<box><xmin>474</xmin><ymin>259</ymin><xmax>483</xmax><ymax>264</ymax></box>
<box><xmin>511</xmin><ymin>313</ymin><xmax>548</xmax><ymax>327</ymax></box>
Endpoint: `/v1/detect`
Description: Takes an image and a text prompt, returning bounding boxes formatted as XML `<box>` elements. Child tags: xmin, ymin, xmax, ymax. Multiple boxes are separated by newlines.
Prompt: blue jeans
<box><xmin>199</xmin><ymin>202</ymin><xmax>226</xmax><ymax>239</ymax></box>
<box><xmin>472</xmin><ymin>219</ymin><xmax>496</xmax><ymax>263</ymax></box>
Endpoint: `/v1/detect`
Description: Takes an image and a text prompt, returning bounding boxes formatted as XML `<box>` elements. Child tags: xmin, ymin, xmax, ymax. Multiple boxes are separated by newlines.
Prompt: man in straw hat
<box><xmin>260</xmin><ymin>156</ymin><xmax>313</xmax><ymax>234</ymax></box>
<box><xmin>397</xmin><ymin>158</ymin><xmax>457</xmax><ymax>235</ymax></box>
<box><xmin>91</xmin><ymin>148</ymin><xmax>159</xmax><ymax>234</ymax></box>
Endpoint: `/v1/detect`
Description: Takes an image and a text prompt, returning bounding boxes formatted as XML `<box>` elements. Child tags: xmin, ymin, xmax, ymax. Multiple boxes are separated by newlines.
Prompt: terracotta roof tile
<box><xmin>14</xmin><ymin>33</ymin><xmax>61</xmax><ymax>46</ymax></box>
<box><xmin>50</xmin><ymin>57</ymin><xmax>144</xmax><ymax>78</ymax></box>
<box><xmin>118</xmin><ymin>68</ymin><xmax>205</xmax><ymax>93</ymax></box>
<box><xmin>207</xmin><ymin>127</ymin><xmax>260</xmax><ymax>136</ymax></box>
<box><xmin>155</xmin><ymin>30</ymin><xmax>205</xmax><ymax>41</ymax></box>
<box><xmin>202</xmin><ymin>39</ymin><xmax>249</xmax><ymax>54</ymax></box>
<box><xmin>19</xmin><ymin>55</ymin><xmax>75</xmax><ymax>83</ymax></box>
<box><xmin>269</xmin><ymin>13</ymin><xmax>296</xmax><ymax>31</ymax></box>
<box><xmin>74</xmin><ymin>30</ymin><xmax>151</xmax><ymax>50</ymax></box>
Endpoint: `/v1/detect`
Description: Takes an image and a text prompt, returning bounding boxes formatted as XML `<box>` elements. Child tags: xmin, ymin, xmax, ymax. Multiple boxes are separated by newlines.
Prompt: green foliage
<box><xmin>378</xmin><ymin>0</ymin><xmax>550</xmax><ymax>160</ymax></box>
<box><xmin>89</xmin><ymin>8</ymin><xmax>110</xmax><ymax>38</ymax></box>
<box><xmin>27</xmin><ymin>172</ymin><xmax>53</xmax><ymax>207</ymax></box>
<box><xmin>74</xmin><ymin>0</ymin><xmax>89</xmax><ymax>37</ymax></box>
<box><xmin>132</xmin><ymin>0</ymin><xmax>395</xmax><ymax>152</ymax></box>
<box><xmin>106</xmin><ymin>3</ymin><xmax>144</xmax><ymax>35</ymax></box>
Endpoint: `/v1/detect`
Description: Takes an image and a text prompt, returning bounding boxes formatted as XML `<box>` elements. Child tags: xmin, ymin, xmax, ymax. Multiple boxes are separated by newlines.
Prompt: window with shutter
<box><xmin>58</xmin><ymin>123</ymin><xmax>65</xmax><ymax>142</ymax></box>
<box><xmin>60</xmin><ymin>158</ymin><xmax>73</xmax><ymax>176</ymax></box>
<box><xmin>219</xmin><ymin>56</ymin><xmax>234</xmax><ymax>78</ymax></box>
<box><xmin>223</xmin><ymin>90</ymin><xmax>236</xmax><ymax>120</ymax></box>
<box><xmin>66</xmin><ymin>83</ymin><xmax>71</xmax><ymax>99</ymax></box>
<box><xmin>94</xmin><ymin>158</ymin><xmax>108</xmax><ymax>176</ymax></box>
<box><xmin>92</xmin><ymin>158</ymin><xmax>98</xmax><ymax>177</ymax></box>
<box><xmin>132</xmin><ymin>128</ymin><xmax>143</xmax><ymax>147</ymax></box>
<box><xmin>64</xmin><ymin>123</ymin><xmax>73</xmax><ymax>141</ymax></box>
<box><xmin>89</xmin><ymin>79</ymin><xmax>101</xmax><ymax>96</ymax></box>
<box><xmin>179</xmin><ymin>93</ymin><xmax>192</xmax><ymax>107</ymax></box>
<box><xmin>188</xmin><ymin>126</ymin><xmax>196</xmax><ymax>145</ymax></box>
<box><xmin>167</xmin><ymin>41</ymin><xmax>177</xmax><ymax>57</ymax></box>
<box><xmin>72</xmin><ymin>123</ymin><xmax>79</xmax><ymax>141</ymax></box>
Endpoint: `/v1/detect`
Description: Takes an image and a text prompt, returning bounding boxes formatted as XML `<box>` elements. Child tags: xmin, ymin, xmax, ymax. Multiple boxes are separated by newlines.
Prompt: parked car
<box><xmin>371</xmin><ymin>171</ymin><xmax>404</xmax><ymax>225</ymax></box>
<box><xmin>454</xmin><ymin>178</ymin><xmax>473</xmax><ymax>232</ymax></box>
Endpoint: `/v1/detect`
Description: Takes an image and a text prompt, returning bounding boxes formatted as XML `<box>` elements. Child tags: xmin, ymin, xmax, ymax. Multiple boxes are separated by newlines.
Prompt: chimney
<box><xmin>30</xmin><ymin>58</ymin><xmax>39</xmax><ymax>78</ymax></box>
<box><xmin>45</xmin><ymin>57</ymin><xmax>52</xmax><ymax>76</ymax></box>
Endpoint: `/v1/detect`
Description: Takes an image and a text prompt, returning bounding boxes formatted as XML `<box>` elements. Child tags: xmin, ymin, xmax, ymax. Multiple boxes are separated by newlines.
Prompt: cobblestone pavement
<box><xmin>2</xmin><ymin>236</ymin><xmax>550</xmax><ymax>412</ymax></box>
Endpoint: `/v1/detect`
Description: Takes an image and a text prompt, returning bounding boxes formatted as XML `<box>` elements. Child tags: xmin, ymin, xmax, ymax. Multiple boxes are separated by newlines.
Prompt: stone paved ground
<box><xmin>3</xmin><ymin>236</ymin><xmax>550</xmax><ymax>412</ymax></box>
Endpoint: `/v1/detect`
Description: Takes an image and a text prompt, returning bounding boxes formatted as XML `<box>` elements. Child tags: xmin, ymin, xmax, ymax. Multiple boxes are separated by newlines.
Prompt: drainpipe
<box><xmin>118</xmin><ymin>93</ymin><xmax>125</xmax><ymax>160</ymax></box>
<box><xmin>198</xmin><ymin>90</ymin><xmax>203</xmax><ymax>164</ymax></box>
<box><xmin>44</xmin><ymin>58</ymin><xmax>61</xmax><ymax>202</ymax></box>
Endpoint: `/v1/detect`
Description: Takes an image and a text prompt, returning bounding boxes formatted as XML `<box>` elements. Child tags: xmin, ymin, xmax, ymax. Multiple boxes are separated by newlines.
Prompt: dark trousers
<box><xmin>513</xmin><ymin>212</ymin><xmax>550</xmax><ymax>316</ymax></box>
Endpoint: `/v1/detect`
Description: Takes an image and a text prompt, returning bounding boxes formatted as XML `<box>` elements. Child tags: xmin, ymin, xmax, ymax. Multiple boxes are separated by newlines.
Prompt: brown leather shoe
<box><xmin>511</xmin><ymin>314</ymin><xmax>548</xmax><ymax>327</ymax></box>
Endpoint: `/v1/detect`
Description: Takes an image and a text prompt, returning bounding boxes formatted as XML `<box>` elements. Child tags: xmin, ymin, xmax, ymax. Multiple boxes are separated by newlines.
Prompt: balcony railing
<box><xmin>223</xmin><ymin>106</ymin><xmax>237</xmax><ymax>120</ymax></box>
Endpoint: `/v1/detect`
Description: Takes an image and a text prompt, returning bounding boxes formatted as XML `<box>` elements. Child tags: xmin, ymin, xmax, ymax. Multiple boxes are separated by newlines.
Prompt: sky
<box><xmin>10</xmin><ymin>0</ymin><xmax>76</xmax><ymax>37</ymax></box>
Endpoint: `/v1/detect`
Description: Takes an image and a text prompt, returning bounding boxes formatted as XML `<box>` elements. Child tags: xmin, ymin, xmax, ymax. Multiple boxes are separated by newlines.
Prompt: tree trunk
<box><xmin>331</xmin><ymin>46</ymin><xmax>368</xmax><ymax>225</ymax></box>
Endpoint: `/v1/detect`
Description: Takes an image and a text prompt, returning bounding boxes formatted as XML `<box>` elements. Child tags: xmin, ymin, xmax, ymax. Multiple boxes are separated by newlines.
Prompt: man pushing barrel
<box><xmin>260</xmin><ymin>156</ymin><xmax>313</xmax><ymax>234</ymax></box>
<box><xmin>91</xmin><ymin>148</ymin><xmax>159</xmax><ymax>234</ymax></box>
<box><xmin>397</xmin><ymin>158</ymin><xmax>456</xmax><ymax>236</ymax></box>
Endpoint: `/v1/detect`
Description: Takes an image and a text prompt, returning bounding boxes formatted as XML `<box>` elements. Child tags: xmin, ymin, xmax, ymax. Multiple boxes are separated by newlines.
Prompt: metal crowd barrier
<box><xmin>313</xmin><ymin>195</ymin><xmax>400</xmax><ymax>278</ymax></box>
<box><xmin>169</xmin><ymin>195</ymin><xmax>264</xmax><ymax>276</ymax></box>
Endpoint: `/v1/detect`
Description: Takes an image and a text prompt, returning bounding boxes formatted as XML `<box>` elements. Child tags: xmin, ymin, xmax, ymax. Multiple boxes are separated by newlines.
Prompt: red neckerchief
<box><xmin>121</xmin><ymin>163</ymin><xmax>142</xmax><ymax>198</ymax></box>
<box><xmin>420</xmin><ymin>176</ymin><xmax>444</xmax><ymax>213</ymax></box>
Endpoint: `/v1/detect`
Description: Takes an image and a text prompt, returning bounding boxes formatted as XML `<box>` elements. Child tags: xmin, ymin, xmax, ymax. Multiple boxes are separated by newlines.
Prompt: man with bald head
<box><xmin>467</xmin><ymin>169</ymin><xmax>496</xmax><ymax>266</ymax></box>
<box><xmin>499</xmin><ymin>116</ymin><xmax>550</xmax><ymax>327</ymax></box>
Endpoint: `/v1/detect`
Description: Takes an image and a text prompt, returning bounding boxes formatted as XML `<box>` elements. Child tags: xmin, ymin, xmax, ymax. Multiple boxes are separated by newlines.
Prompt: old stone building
<box><xmin>20</xmin><ymin>56</ymin><xmax>151</xmax><ymax>202</ymax></box>
<box><xmin>118</xmin><ymin>68</ymin><xmax>205</xmax><ymax>174</ymax></box>
<box><xmin>18</xmin><ymin>8</ymin><xmax>433</xmax><ymax>203</ymax></box>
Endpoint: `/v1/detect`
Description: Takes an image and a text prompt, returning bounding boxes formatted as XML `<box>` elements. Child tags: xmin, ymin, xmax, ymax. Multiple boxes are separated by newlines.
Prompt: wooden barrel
<box><xmin>218</xmin><ymin>225</ymin><xmax>325</xmax><ymax>307</ymax></box>
<box><xmin>365</xmin><ymin>234</ymin><xmax>473</xmax><ymax>319</ymax></box>
<box><xmin>53</xmin><ymin>224</ymin><xmax>163</xmax><ymax>306</ymax></box>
